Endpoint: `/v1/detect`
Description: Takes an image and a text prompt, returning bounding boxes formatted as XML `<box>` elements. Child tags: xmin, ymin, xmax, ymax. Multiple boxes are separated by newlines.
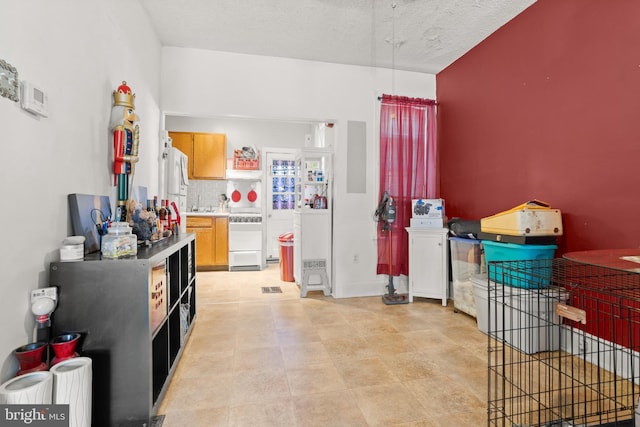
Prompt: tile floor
<box><xmin>157</xmin><ymin>264</ymin><xmax>488</xmax><ymax>426</ymax></box>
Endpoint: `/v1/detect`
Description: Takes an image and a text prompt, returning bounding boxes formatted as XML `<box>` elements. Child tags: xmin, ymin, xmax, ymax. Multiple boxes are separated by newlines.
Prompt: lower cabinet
<box><xmin>186</xmin><ymin>215</ymin><xmax>228</xmax><ymax>270</ymax></box>
<box><xmin>406</xmin><ymin>227</ymin><xmax>449</xmax><ymax>305</ymax></box>
<box><xmin>49</xmin><ymin>234</ymin><xmax>196</xmax><ymax>427</ymax></box>
<box><xmin>293</xmin><ymin>211</ymin><xmax>332</xmax><ymax>288</ymax></box>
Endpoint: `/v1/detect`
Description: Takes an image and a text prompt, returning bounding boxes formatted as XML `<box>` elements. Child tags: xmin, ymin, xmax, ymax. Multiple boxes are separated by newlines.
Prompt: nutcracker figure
<box><xmin>109</xmin><ymin>81</ymin><xmax>140</xmax><ymax>222</ymax></box>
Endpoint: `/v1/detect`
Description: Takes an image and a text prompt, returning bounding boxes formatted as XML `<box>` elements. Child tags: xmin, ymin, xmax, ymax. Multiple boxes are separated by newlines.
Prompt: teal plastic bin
<box><xmin>483</xmin><ymin>240</ymin><xmax>557</xmax><ymax>288</ymax></box>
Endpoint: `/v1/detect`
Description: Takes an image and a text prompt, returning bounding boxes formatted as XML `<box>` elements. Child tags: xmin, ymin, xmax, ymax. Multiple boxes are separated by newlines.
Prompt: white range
<box><xmin>226</xmin><ymin>169</ymin><xmax>264</xmax><ymax>271</ymax></box>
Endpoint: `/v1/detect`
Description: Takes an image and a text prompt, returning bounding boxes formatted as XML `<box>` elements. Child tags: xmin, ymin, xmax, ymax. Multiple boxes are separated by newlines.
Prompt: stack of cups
<box><xmin>60</xmin><ymin>236</ymin><xmax>85</xmax><ymax>262</ymax></box>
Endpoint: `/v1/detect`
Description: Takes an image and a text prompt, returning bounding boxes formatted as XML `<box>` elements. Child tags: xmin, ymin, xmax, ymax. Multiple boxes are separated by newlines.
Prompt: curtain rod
<box><xmin>377</xmin><ymin>96</ymin><xmax>437</xmax><ymax>105</ymax></box>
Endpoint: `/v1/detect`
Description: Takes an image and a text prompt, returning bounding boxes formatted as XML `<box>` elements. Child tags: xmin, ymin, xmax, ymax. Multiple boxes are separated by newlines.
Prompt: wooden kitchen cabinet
<box><xmin>169</xmin><ymin>131</ymin><xmax>227</xmax><ymax>180</ymax></box>
<box><xmin>213</xmin><ymin>217</ymin><xmax>229</xmax><ymax>265</ymax></box>
<box><xmin>187</xmin><ymin>215</ymin><xmax>228</xmax><ymax>270</ymax></box>
<box><xmin>188</xmin><ymin>217</ymin><xmax>214</xmax><ymax>267</ymax></box>
<box><xmin>194</xmin><ymin>133</ymin><xmax>226</xmax><ymax>179</ymax></box>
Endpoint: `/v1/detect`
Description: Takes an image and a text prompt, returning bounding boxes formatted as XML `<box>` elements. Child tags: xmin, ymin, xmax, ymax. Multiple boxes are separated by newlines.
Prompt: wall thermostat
<box><xmin>21</xmin><ymin>81</ymin><xmax>49</xmax><ymax>117</ymax></box>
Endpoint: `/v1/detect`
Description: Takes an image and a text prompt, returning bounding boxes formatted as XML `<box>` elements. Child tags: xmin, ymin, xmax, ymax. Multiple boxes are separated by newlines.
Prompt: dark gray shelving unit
<box><xmin>49</xmin><ymin>234</ymin><xmax>196</xmax><ymax>427</ymax></box>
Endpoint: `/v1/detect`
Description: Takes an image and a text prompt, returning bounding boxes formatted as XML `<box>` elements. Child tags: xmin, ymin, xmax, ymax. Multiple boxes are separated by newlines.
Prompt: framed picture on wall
<box><xmin>0</xmin><ymin>59</ymin><xmax>19</xmax><ymax>102</ymax></box>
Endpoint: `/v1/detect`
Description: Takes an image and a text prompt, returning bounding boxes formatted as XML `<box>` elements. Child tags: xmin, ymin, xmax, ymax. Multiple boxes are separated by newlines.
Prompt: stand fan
<box><xmin>374</xmin><ymin>192</ymin><xmax>409</xmax><ymax>305</ymax></box>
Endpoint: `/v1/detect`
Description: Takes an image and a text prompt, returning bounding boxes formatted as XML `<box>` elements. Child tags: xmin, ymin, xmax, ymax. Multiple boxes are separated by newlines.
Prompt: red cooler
<box><xmin>278</xmin><ymin>233</ymin><xmax>295</xmax><ymax>282</ymax></box>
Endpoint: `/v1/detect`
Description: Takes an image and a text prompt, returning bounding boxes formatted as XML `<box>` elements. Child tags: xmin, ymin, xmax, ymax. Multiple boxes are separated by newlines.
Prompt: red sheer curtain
<box><xmin>377</xmin><ymin>94</ymin><xmax>437</xmax><ymax>277</ymax></box>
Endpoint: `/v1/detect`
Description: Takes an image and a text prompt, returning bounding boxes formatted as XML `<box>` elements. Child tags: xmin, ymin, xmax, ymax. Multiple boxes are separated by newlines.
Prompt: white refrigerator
<box><xmin>166</xmin><ymin>147</ymin><xmax>189</xmax><ymax>233</ymax></box>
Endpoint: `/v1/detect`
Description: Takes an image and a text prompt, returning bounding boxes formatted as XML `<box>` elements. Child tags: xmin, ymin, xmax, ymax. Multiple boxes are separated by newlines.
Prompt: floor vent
<box><xmin>261</xmin><ymin>286</ymin><xmax>283</xmax><ymax>294</ymax></box>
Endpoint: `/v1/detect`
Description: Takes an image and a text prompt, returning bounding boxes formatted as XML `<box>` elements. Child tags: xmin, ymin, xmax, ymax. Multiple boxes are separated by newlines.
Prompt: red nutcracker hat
<box><xmin>113</xmin><ymin>81</ymin><xmax>135</xmax><ymax>109</ymax></box>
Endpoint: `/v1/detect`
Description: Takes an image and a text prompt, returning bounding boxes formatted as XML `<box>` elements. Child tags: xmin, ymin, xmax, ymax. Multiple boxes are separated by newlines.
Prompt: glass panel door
<box><xmin>271</xmin><ymin>158</ymin><xmax>295</xmax><ymax>211</ymax></box>
<box><xmin>265</xmin><ymin>150</ymin><xmax>296</xmax><ymax>260</ymax></box>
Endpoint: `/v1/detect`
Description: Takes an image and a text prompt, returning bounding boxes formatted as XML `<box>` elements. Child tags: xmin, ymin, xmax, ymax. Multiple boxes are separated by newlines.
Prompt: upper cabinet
<box><xmin>193</xmin><ymin>133</ymin><xmax>226</xmax><ymax>179</ymax></box>
<box><xmin>169</xmin><ymin>132</ymin><xmax>227</xmax><ymax>180</ymax></box>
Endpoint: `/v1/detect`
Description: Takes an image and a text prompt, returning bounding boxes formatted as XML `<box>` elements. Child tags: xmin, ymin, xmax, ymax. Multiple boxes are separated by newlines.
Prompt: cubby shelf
<box><xmin>49</xmin><ymin>234</ymin><xmax>196</xmax><ymax>427</ymax></box>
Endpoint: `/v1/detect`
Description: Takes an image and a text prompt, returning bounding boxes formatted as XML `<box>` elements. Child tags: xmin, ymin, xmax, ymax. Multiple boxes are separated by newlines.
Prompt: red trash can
<box><xmin>278</xmin><ymin>232</ymin><xmax>295</xmax><ymax>282</ymax></box>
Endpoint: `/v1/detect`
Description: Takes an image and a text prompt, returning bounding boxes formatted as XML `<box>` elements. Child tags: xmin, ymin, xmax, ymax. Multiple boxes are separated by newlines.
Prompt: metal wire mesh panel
<box><xmin>487</xmin><ymin>258</ymin><xmax>640</xmax><ymax>427</ymax></box>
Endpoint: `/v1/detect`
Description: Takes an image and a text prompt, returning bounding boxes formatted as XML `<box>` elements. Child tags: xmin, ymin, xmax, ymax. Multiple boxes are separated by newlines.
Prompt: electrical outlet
<box><xmin>578</xmin><ymin>337</ymin><xmax>589</xmax><ymax>354</ymax></box>
<box><xmin>353</xmin><ymin>254</ymin><xmax>359</xmax><ymax>263</ymax></box>
<box><xmin>31</xmin><ymin>287</ymin><xmax>57</xmax><ymax>303</ymax></box>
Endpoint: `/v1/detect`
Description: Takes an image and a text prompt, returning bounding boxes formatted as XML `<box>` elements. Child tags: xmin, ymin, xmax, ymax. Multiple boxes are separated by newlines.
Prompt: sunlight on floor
<box><xmin>157</xmin><ymin>263</ymin><xmax>488</xmax><ymax>426</ymax></box>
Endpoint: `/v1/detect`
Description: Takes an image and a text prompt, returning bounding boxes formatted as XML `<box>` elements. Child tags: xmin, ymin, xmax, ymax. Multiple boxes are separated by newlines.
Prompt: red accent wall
<box><xmin>437</xmin><ymin>0</ymin><xmax>640</xmax><ymax>255</ymax></box>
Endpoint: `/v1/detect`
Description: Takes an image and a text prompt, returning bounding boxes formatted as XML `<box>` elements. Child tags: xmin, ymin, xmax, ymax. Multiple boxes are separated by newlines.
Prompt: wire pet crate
<box><xmin>487</xmin><ymin>258</ymin><xmax>640</xmax><ymax>427</ymax></box>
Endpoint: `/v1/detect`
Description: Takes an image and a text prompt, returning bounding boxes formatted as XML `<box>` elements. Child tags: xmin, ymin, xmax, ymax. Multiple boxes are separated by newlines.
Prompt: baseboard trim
<box><xmin>333</xmin><ymin>279</ymin><xmax>386</xmax><ymax>298</ymax></box>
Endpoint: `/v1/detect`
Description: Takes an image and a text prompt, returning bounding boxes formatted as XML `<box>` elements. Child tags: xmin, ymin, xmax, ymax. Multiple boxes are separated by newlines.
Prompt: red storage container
<box><xmin>278</xmin><ymin>233</ymin><xmax>294</xmax><ymax>282</ymax></box>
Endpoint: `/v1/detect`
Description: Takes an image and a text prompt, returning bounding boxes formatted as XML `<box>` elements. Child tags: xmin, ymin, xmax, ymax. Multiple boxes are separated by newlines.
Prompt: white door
<box><xmin>265</xmin><ymin>150</ymin><xmax>296</xmax><ymax>260</ymax></box>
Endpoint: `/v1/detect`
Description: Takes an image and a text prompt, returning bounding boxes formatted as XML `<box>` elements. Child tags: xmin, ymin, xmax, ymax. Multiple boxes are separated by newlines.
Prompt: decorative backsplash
<box><xmin>187</xmin><ymin>180</ymin><xmax>229</xmax><ymax>211</ymax></box>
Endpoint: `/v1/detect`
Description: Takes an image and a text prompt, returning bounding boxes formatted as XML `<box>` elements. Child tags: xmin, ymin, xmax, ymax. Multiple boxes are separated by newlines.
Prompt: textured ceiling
<box><xmin>139</xmin><ymin>0</ymin><xmax>535</xmax><ymax>74</ymax></box>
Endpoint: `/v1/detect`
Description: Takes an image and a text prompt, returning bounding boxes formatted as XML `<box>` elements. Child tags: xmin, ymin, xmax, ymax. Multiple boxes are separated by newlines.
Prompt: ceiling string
<box><xmin>391</xmin><ymin>2</ymin><xmax>397</xmax><ymax>94</ymax></box>
<box><xmin>370</xmin><ymin>0</ymin><xmax>377</xmax><ymax>68</ymax></box>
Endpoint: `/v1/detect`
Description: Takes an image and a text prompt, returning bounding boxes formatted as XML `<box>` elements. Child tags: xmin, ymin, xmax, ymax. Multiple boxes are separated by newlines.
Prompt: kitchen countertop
<box><xmin>185</xmin><ymin>211</ymin><xmax>230</xmax><ymax>217</ymax></box>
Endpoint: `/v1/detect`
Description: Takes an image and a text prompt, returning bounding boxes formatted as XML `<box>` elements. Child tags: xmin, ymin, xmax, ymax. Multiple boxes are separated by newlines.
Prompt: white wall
<box><xmin>0</xmin><ymin>4</ymin><xmax>435</xmax><ymax>380</ymax></box>
<box><xmin>165</xmin><ymin>115</ymin><xmax>316</xmax><ymax>154</ymax></box>
<box><xmin>165</xmin><ymin>115</ymin><xmax>316</xmax><ymax>209</ymax></box>
<box><xmin>161</xmin><ymin>48</ymin><xmax>436</xmax><ymax>298</ymax></box>
<box><xmin>0</xmin><ymin>0</ymin><xmax>161</xmax><ymax>380</ymax></box>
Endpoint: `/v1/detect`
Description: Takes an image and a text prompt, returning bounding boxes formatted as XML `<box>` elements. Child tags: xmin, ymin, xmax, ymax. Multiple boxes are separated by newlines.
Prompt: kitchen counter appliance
<box><xmin>227</xmin><ymin>177</ymin><xmax>264</xmax><ymax>270</ymax></box>
<box><xmin>228</xmin><ymin>214</ymin><xmax>263</xmax><ymax>270</ymax></box>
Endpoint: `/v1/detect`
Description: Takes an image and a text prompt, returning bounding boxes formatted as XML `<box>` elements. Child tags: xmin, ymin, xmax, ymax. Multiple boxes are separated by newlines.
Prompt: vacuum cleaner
<box><xmin>375</xmin><ymin>192</ymin><xmax>409</xmax><ymax>305</ymax></box>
